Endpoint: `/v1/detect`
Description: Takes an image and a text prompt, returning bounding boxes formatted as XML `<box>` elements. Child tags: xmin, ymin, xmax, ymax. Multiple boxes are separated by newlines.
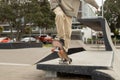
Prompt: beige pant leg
<box><xmin>64</xmin><ymin>16</ymin><xmax>72</xmax><ymax>51</ymax></box>
<box><xmin>53</xmin><ymin>7</ymin><xmax>72</xmax><ymax>51</ymax></box>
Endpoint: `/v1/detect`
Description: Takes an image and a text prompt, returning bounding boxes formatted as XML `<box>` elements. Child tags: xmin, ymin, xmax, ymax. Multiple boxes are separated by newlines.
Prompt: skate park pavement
<box><xmin>0</xmin><ymin>44</ymin><xmax>120</xmax><ymax>80</ymax></box>
<box><xmin>0</xmin><ymin>46</ymin><xmax>91</xmax><ymax>80</ymax></box>
<box><xmin>0</xmin><ymin>48</ymin><xmax>52</xmax><ymax>80</ymax></box>
<box><xmin>0</xmin><ymin>41</ymin><xmax>91</xmax><ymax>80</ymax></box>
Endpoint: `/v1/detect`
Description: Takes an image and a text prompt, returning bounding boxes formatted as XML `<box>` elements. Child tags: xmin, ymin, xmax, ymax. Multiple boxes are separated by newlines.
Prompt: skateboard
<box><xmin>51</xmin><ymin>40</ymin><xmax>72</xmax><ymax>64</ymax></box>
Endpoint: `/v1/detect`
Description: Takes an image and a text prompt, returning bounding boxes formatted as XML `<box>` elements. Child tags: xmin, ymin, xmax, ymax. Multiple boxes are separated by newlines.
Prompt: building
<box><xmin>72</xmin><ymin>0</ymin><xmax>99</xmax><ymax>42</ymax></box>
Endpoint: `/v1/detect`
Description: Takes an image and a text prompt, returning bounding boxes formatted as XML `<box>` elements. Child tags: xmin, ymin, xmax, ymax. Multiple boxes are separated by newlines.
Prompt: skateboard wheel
<box><xmin>68</xmin><ymin>58</ymin><xmax>72</xmax><ymax>64</ymax></box>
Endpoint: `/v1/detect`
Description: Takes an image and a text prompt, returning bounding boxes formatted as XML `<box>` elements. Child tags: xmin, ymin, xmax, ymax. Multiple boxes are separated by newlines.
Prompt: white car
<box><xmin>21</xmin><ymin>37</ymin><xmax>36</xmax><ymax>42</ymax></box>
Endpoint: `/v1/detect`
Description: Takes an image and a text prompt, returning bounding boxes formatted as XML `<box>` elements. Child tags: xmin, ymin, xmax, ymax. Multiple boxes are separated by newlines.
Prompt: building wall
<box><xmin>72</xmin><ymin>0</ymin><xmax>98</xmax><ymax>43</ymax></box>
<box><xmin>81</xmin><ymin>0</ymin><xmax>98</xmax><ymax>18</ymax></box>
<box><xmin>81</xmin><ymin>27</ymin><xmax>97</xmax><ymax>43</ymax></box>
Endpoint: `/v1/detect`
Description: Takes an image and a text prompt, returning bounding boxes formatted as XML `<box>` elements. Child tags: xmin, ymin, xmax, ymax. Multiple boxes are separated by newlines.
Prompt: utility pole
<box><xmin>102</xmin><ymin>0</ymin><xmax>104</xmax><ymax>17</ymax></box>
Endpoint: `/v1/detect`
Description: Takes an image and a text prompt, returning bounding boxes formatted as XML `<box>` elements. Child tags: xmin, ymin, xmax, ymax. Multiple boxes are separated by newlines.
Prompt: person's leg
<box><xmin>63</xmin><ymin>15</ymin><xmax>72</xmax><ymax>52</ymax></box>
<box><xmin>53</xmin><ymin>7</ymin><xmax>65</xmax><ymax>39</ymax></box>
<box><xmin>53</xmin><ymin>7</ymin><xmax>72</xmax><ymax>52</ymax></box>
<box><xmin>53</xmin><ymin>7</ymin><xmax>72</xmax><ymax>63</ymax></box>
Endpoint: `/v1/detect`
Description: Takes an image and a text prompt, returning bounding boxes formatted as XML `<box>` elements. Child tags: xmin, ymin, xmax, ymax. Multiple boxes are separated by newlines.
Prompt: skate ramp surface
<box><xmin>70</xmin><ymin>40</ymin><xmax>90</xmax><ymax>50</ymax></box>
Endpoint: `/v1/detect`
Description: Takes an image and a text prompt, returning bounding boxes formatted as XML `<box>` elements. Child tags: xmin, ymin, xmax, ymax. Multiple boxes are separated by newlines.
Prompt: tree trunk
<box><xmin>9</xmin><ymin>22</ymin><xmax>13</xmax><ymax>40</ymax></box>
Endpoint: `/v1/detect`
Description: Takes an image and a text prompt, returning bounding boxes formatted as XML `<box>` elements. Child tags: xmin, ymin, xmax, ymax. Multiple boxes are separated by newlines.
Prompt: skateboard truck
<box><xmin>59</xmin><ymin>58</ymin><xmax>72</xmax><ymax>64</ymax></box>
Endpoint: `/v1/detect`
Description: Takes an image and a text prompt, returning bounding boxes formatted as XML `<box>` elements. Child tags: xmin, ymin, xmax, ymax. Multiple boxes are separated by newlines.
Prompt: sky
<box><xmin>95</xmin><ymin>0</ymin><xmax>106</xmax><ymax>6</ymax></box>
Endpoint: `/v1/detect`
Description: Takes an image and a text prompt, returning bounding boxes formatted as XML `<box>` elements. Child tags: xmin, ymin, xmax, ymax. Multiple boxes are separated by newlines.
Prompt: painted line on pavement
<box><xmin>0</xmin><ymin>62</ymin><xmax>32</xmax><ymax>66</ymax></box>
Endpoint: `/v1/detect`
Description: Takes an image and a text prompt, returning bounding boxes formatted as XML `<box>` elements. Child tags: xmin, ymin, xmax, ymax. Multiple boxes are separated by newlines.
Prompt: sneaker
<box><xmin>54</xmin><ymin>47</ymin><xmax>60</xmax><ymax>52</ymax></box>
<box><xmin>59</xmin><ymin>38</ymin><xmax>65</xmax><ymax>46</ymax></box>
<box><xmin>51</xmin><ymin>47</ymin><xmax>60</xmax><ymax>53</ymax></box>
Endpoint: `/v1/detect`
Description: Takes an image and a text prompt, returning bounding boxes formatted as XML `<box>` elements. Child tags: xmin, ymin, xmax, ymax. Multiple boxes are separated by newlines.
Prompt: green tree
<box><xmin>24</xmin><ymin>0</ymin><xmax>55</xmax><ymax>35</ymax></box>
<box><xmin>24</xmin><ymin>26</ymin><xmax>32</xmax><ymax>34</ymax></box>
<box><xmin>0</xmin><ymin>1</ymin><xmax>16</xmax><ymax>39</ymax></box>
<box><xmin>0</xmin><ymin>26</ymin><xmax>4</xmax><ymax>36</ymax></box>
<box><xmin>103</xmin><ymin>0</ymin><xmax>120</xmax><ymax>36</ymax></box>
<box><xmin>0</xmin><ymin>0</ymin><xmax>55</xmax><ymax>41</ymax></box>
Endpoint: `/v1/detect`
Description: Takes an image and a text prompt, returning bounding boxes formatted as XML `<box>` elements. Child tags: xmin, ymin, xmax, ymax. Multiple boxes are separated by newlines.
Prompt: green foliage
<box><xmin>34</xmin><ymin>0</ymin><xmax>55</xmax><ymax>28</ymax></box>
<box><xmin>103</xmin><ymin>0</ymin><xmax>120</xmax><ymax>35</ymax></box>
<box><xmin>24</xmin><ymin>26</ymin><xmax>32</xmax><ymax>34</ymax></box>
<box><xmin>0</xmin><ymin>0</ymin><xmax>55</xmax><ymax>40</ymax></box>
<box><xmin>114</xmin><ymin>28</ymin><xmax>119</xmax><ymax>36</ymax></box>
<box><xmin>87</xmin><ymin>38</ymin><xmax>92</xmax><ymax>44</ymax></box>
<box><xmin>0</xmin><ymin>26</ymin><xmax>4</xmax><ymax>33</ymax></box>
<box><xmin>0</xmin><ymin>2</ymin><xmax>16</xmax><ymax>22</ymax></box>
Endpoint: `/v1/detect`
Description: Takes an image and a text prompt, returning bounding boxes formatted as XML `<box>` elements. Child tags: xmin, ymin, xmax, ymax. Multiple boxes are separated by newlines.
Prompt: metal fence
<box><xmin>85</xmin><ymin>39</ymin><xmax>120</xmax><ymax>46</ymax></box>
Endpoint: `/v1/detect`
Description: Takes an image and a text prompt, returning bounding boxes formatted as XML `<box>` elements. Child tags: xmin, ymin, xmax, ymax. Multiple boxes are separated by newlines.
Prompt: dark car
<box><xmin>38</xmin><ymin>35</ymin><xmax>53</xmax><ymax>44</ymax></box>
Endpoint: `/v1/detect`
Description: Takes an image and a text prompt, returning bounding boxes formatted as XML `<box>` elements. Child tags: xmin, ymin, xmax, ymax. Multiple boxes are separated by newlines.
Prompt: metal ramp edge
<box><xmin>37</xmin><ymin>50</ymin><xmax>113</xmax><ymax>75</ymax></box>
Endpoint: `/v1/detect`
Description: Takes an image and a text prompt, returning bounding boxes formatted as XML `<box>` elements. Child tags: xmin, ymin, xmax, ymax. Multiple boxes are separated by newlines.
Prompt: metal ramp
<box><xmin>36</xmin><ymin>17</ymin><xmax>120</xmax><ymax>79</ymax></box>
<box><xmin>37</xmin><ymin>51</ymin><xmax>113</xmax><ymax>75</ymax></box>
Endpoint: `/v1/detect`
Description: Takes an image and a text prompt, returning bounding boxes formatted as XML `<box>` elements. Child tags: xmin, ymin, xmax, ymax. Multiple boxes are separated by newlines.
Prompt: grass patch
<box><xmin>43</xmin><ymin>44</ymin><xmax>52</xmax><ymax>47</ymax></box>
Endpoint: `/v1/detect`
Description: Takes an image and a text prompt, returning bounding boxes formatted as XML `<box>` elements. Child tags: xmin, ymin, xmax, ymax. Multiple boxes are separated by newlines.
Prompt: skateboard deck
<box><xmin>52</xmin><ymin>40</ymin><xmax>72</xmax><ymax>64</ymax></box>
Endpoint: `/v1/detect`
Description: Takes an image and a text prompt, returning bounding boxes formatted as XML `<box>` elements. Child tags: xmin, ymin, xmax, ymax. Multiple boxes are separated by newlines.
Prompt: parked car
<box><xmin>21</xmin><ymin>37</ymin><xmax>37</xmax><ymax>42</ymax></box>
<box><xmin>38</xmin><ymin>34</ymin><xmax>53</xmax><ymax>44</ymax></box>
<box><xmin>0</xmin><ymin>37</ymin><xmax>11</xmax><ymax>43</ymax></box>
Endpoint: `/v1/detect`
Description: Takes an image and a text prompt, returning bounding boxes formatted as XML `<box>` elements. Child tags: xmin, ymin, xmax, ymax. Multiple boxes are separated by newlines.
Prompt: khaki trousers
<box><xmin>53</xmin><ymin>7</ymin><xmax>72</xmax><ymax>51</ymax></box>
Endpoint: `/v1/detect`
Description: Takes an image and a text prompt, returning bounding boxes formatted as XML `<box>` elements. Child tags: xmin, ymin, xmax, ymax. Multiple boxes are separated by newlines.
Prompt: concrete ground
<box><xmin>0</xmin><ymin>43</ymin><xmax>119</xmax><ymax>80</ymax></box>
<box><xmin>0</xmin><ymin>48</ymin><xmax>51</xmax><ymax>64</ymax></box>
<box><xmin>0</xmin><ymin>47</ymin><xmax>88</xmax><ymax>80</ymax></box>
<box><xmin>0</xmin><ymin>65</ymin><xmax>46</xmax><ymax>80</ymax></box>
<box><xmin>0</xmin><ymin>48</ymin><xmax>51</xmax><ymax>80</ymax></box>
